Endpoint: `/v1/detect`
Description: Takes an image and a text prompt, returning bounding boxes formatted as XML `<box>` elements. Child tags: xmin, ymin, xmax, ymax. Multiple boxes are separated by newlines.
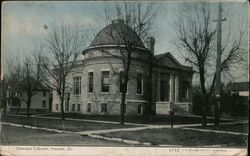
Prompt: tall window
<box><xmin>119</xmin><ymin>71</ymin><xmax>127</xmax><ymax>93</ymax></box>
<box><xmin>101</xmin><ymin>71</ymin><xmax>109</xmax><ymax>92</ymax></box>
<box><xmin>138</xmin><ymin>105</ymin><xmax>142</xmax><ymax>114</ymax></box>
<box><xmin>137</xmin><ymin>73</ymin><xmax>143</xmax><ymax>94</ymax></box>
<box><xmin>66</xmin><ymin>93</ymin><xmax>70</xmax><ymax>111</ymax></box>
<box><xmin>101</xmin><ymin>103</ymin><xmax>107</xmax><ymax>113</ymax></box>
<box><xmin>88</xmin><ymin>72</ymin><xmax>94</xmax><ymax>92</ymax></box>
<box><xmin>43</xmin><ymin>90</ymin><xmax>46</xmax><ymax>97</ymax></box>
<box><xmin>72</xmin><ymin>104</ymin><xmax>75</xmax><ymax>111</ymax></box>
<box><xmin>42</xmin><ymin>100</ymin><xmax>46</xmax><ymax>108</ymax></box>
<box><xmin>87</xmin><ymin>103</ymin><xmax>91</xmax><ymax>113</ymax></box>
<box><xmin>56</xmin><ymin>104</ymin><xmax>59</xmax><ymax>111</ymax></box>
<box><xmin>181</xmin><ymin>81</ymin><xmax>189</xmax><ymax>99</ymax></box>
<box><xmin>73</xmin><ymin>77</ymin><xmax>81</xmax><ymax>95</ymax></box>
<box><xmin>77</xmin><ymin>104</ymin><xmax>81</xmax><ymax>111</ymax></box>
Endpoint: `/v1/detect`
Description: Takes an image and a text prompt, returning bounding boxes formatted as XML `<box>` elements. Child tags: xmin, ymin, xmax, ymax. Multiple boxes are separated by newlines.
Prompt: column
<box><xmin>169</xmin><ymin>74</ymin><xmax>175</xmax><ymax>102</ymax></box>
<box><xmin>175</xmin><ymin>75</ymin><xmax>179</xmax><ymax>102</ymax></box>
<box><xmin>156</xmin><ymin>71</ymin><xmax>161</xmax><ymax>101</ymax></box>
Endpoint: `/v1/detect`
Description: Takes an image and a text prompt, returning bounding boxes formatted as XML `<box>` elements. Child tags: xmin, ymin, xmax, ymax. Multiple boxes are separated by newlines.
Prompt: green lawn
<box><xmin>1</xmin><ymin>115</ymin><xmax>138</xmax><ymax>132</ymax></box>
<box><xmin>101</xmin><ymin>128</ymin><xmax>247</xmax><ymax>147</ymax></box>
<box><xmin>40</xmin><ymin>113</ymin><xmax>233</xmax><ymax>125</ymax></box>
<box><xmin>0</xmin><ymin>124</ymin><xmax>127</xmax><ymax>146</ymax></box>
<box><xmin>190</xmin><ymin>123</ymin><xmax>248</xmax><ymax>133</ymax></box>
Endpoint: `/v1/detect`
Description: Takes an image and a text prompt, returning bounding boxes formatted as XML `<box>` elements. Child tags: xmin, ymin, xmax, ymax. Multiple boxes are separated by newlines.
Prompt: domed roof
<box><xmin>90</xmin><ymin>19</ymin><xmax>145</xmax><ymax>48</ymax></box>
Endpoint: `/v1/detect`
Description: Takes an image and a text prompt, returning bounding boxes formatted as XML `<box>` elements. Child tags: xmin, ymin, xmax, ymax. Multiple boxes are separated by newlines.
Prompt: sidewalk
<box><xmin>8</xmin><ymin>113</ymin><xmax>147</xmax><ymax>126</ymax></box>
<box><xmin>5</xmin><ymin>113</ymin><xmax>247</xmax><ymax>131</ymax></box>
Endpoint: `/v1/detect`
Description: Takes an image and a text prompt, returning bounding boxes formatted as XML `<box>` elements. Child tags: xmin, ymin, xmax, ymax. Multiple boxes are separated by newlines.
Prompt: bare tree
<box><xmin>5</xmin><ymin>50</ymin><xmax>44</xmax><ymax>116</ymax></box>
<box><xmin>6</xmin><ymin>57</ymin><xmax>23</xmax><ymax>113</ymax></box>
<box><xmin>99</xmin><ymin>2</ymin><xmax>159</xmax><ymax>124</ymax></box>
<box><xmin>42</xmin><ymin>23</ymin><xmax>87</xmax><ymax>120</ymax></box>
<box><xmin>173</xmin><ymin>3</ymin><xmax>247</xmax><ymax>126</ymax></box>
<box><xmin>0</xmin><ymin>77</ymin><xmax>8</xmax><ymax>115</ymax></box>
<box><xmin>22</xmin><ymin>51</ymin><xmax>44</xmax><ymax>117</ymax></box>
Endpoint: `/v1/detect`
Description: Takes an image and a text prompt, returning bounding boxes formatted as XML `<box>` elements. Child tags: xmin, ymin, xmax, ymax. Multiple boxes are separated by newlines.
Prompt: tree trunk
<box><xmin>60</xmin><ymin>79</ymin><xmax>66</xmax><ymax>120</ymax></box>
<box><xmin>214</xmin><ymin>97</ymin><xmax>220</xmax><ymax>126</ymax></box>
<box><xmin>120</xmin><ymin>90</ymin><xmax>126</xmax><ymax>125</ymax></box>
<box><xmin>60</xmin><ymin>97</ymin><xmax>65</xmax><ymax>120</ymax></box>
<box><xmin>16</xmin><ymin>105</ymin><xmax>20</xmax><ymax>114</ymax></box>
<box><xmin>202</xmin><ymin>98</ymin><xmax>209</xmax><ymax>127</ymax></box>
<box><xmin>120</xmin><ymin>69</ymin><xmax>129</xmax><ymax>125</ymax></box>
<box><xmin>15</xmin><ymin>98</ymin><xmax>21</xmax><ymax>114</ymax></box>
<box><xmin>200</xmin><ymin>68</ymin><xmax>209</xmax><ymax>127</ymax></box>
<box><xmin>26</xmin><ymin>96</ymin><xmax>32</xmax><ymax>117</ymax></box>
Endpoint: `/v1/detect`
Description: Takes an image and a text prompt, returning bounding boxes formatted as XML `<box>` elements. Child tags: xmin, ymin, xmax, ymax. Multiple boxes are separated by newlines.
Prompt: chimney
<box><xmin>146</xmin><ymin>36</ymin><xmax>155</xmax><ymax>55</ymax></box>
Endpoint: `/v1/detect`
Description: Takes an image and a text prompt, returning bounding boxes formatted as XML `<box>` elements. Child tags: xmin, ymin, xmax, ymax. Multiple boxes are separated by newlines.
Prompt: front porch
<box><xmin>154</xmin><ymin>72</ymin><xmax>192</xmax><ymax>115</ymax></box>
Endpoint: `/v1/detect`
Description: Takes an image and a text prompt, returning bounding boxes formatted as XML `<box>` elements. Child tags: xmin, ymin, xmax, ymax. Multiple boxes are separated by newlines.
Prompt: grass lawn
<box><xmin>1</xmin><ymin>115</ymin><xmax>137</xmax><ymax>132</ymax></box>
<box><xmin>101</xmin><ymin>128</ymin><xmax>247</xmax><ymax>147</ymax></box>
<box><xmin>41</xmin><ymin>113</ymin><xmax>232</xmax><ymax>125</ymax></box>
<box><xmin>0</xmin><ymin>124</ymin><xmax>127</xmax><ymax>146</ymax></box>
<box><xmin>190</xmin><ymin>123</ymin><xmax>248</xmax><ymax>133</ymax></box>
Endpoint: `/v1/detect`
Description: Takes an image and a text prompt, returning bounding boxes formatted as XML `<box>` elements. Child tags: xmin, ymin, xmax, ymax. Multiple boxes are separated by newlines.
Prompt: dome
<box><xmin>90</xmin><ymin>19</ymin><xmax>145</xmax><ymax>48</ymax></box>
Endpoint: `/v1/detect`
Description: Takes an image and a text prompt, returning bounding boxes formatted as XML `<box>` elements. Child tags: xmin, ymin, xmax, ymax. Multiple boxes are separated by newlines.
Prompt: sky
<box><xmin>1</xmin><ymin>1</ymin><xmax>248</xmax><ymax>82</ymax></box>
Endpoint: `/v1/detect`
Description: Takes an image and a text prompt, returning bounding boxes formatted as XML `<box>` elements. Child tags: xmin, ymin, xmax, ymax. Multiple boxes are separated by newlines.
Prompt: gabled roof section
<box><xmin>153</xmin><ymin>52</ymin><xmax>192</xmax><ymax>72</ymax></box>
<box><xmin>154</xmin><ymin>52</ymin><xmax>181</xmax><ymax>68</ymax></box>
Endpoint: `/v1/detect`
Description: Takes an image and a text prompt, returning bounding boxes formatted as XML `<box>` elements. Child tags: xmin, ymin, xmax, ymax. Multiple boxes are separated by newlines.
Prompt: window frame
<box><xmin>119</xmin><ymin>71</ymin><xmax>128</xmax><ymax>94</ymax></box>
<box><xmin>42</xmin><ymin>100</ymin><xmax>46</xmax><ymax>108</ymax></box>
<box><xmin>87</xmin><ymin>103</ymin><xmax>91</xmax><ymax>113</ymax></box>
<box><xmin>88</xmin><ymin>72</ymin><xmax>94</xmax><ymax>93</ymax></box>
<box><xmin>56</xmin><ymin>104</ymin><xmax>59</xmax><ymax>111</ymax></box>
<box><xmin>136</xmin><ymin>73</ymin><xmax>143</xmax><ymax>95</ymax></box>
<box><xmin>73</xmin><ymin>76</ymin><xmax>81</xmax><ymax>95</ymax></box>
<box><xmin>77</xmin><ymin>104</ymin><xmax>81</xmax><ymax>112</ymax></box>
<box><xmin>66</xmin><ymin>93</ymin><xmax>70</xmax><ymax>111</ymax></box>
<box><xmin>72</xmin><ymin>104</ymin><xmax>75</xmax><ymax>111</ymax></box>
<box><xmin>101</xmin><ymin>71</ymin><xmax>110</xmax><ymax>93</ymax></box>
<box><xmin>137</xmin><ymin>104</ymin><xmax>142</xmax><ymax>115</ymax></box>
<box><xmin>101</xmin><ymin>103</ymin><xmax>107</xmax><ymax>113</ymax></box>
<box><xmin>43</xmin><ymin>90</ymin><xmax>46</xmax><ymax>97</ymax></box>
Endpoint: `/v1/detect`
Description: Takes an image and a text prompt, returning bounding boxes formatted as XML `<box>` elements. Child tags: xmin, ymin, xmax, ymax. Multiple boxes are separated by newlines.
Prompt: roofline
<box><xmin>154</xmin><ymin>52</ymin><xmax>182</xmax><ymax>66</ymax></box>
<box><xmin>154</xmin><ymin>52</ymin><xmax>193</xmax><ymax>72</ymax></box>
<box><xmin>82</xmin><ymin>44</ymin><xmax>150</xmax><ymax>54</ymax></box>
<box><xmin>152</xmin><ymin>63</ymin><xmax>193</xmax><ymax>73</ymax></box>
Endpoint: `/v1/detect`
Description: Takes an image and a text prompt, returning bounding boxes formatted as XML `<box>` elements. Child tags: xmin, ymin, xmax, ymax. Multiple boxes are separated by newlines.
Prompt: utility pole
<box><xmin>215</xmin><ymin>2</ymin><xmax>226</xmax><ymax>126</ymax></box>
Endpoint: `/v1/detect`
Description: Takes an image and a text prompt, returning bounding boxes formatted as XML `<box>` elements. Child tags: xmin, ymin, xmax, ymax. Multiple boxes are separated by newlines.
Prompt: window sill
<box><xmin>101</xmin><ymin>92</ymin><xmax>109</xmax><ymax>94</ymax></box>
<box><xmin>100</xmin><ymin>112</ymin><xmax>107</xmax><ymax>114</ymax></box>
<box><xmin>73</xmin><ymin>94</ymin><xmax>81</xmax><ymax>97</ymax></box>
<box><xmin>136</xmin><ymin>94</ymin><xmax>143</xmax><ymax>96</ymax></box>
<box><xmin>119</xmin><ymin>92</ymin><xmax>128</xmax><ymax>95</ymax></box>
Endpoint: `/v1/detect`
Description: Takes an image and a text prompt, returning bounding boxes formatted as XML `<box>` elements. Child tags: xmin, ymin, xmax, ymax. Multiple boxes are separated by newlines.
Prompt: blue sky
<box><xmin>2</xmin><ymin>1</ymin><xmax>248</xmax><ymax>82</ymax></box>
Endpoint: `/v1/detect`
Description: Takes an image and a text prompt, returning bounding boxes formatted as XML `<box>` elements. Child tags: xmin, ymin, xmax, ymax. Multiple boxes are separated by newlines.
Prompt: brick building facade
<box><xmin>52</xmin><ymin>19</ymin><xmax>193</xmax><ymax>115</ymax></box>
